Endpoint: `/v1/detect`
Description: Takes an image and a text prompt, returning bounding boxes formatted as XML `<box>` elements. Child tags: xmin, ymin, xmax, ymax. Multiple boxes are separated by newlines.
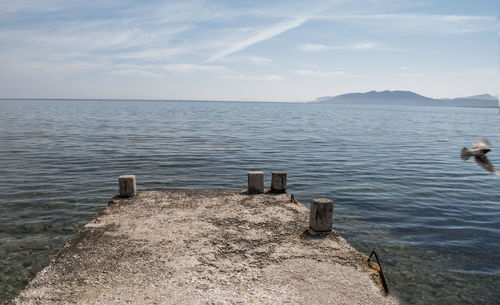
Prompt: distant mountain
<box><xmin>316</xmin><ymin>90</ymin><xmax>498</xmax><ymax>108</ymax></box>
<box><xmin>461</xmin><ymin>94</ymin><xmax>497</xmax><ymax>101</ymax></box>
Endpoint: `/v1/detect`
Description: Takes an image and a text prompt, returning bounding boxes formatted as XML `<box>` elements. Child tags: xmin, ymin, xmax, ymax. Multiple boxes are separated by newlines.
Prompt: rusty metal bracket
<box><xmin>367</xmin><ymin>250</ymin><xmax>389</xmax><ymax>295</ymax></box>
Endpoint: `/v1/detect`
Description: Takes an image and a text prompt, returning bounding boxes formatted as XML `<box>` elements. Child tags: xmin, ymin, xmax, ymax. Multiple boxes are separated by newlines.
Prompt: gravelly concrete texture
<box><xmin>12</xmin><ymin>190</ymin><xmax>399</xmax><ymax>305</ymax></box>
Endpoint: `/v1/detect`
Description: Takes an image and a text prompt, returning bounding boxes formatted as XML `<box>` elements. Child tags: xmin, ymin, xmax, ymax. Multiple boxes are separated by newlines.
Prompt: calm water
<box><xmin>1</xmin><ymin>99</ymin><xmax>499</xmax><ymax>304</ymax></box>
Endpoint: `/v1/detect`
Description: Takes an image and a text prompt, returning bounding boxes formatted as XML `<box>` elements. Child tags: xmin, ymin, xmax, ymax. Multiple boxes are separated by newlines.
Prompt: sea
<box><xmin>0</xmin><ymin>99</ymin><xmax>499</xmax><ymax>304</ymax></box>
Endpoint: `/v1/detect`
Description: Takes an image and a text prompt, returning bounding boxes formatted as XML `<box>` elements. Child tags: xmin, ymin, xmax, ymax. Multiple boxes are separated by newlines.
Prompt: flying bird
<box><xmin>461</xmin><ymin>139</ymin><xmax>500</xmax><ymax>175</ymax></box>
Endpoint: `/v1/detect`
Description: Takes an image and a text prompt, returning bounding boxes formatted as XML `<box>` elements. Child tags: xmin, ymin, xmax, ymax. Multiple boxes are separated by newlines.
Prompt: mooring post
<box><xmin>271</xmin><ymin>171</ymin><xmax>287</xmax><ymax>193</ymax></box>
<box><xmin>119</xmin><ymin>175</ymin><xmax>136</xmax><ymax>197</ymax></box>
<box><xmin>248</xmin><ymin>171</ymin><xmax>264</xmax><ymax>194</ymax></box>
<box><xmin>309</xmin><ymin>198</ymin><xmax>334</xmax><ymax>234</ymax></box>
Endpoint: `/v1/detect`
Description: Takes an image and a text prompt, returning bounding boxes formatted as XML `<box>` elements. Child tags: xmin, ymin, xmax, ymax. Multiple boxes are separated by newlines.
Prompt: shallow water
<box><xmin>0</xmin><ymin>99</ymin><xmax>499</xmax><ymax>304</ymax></box>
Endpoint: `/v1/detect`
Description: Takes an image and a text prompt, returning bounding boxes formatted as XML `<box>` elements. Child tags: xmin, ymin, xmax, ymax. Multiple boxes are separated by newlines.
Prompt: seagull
<box><xmin>461</xmin><ymin>139</ymin><xmax>500</xmax><ymax>175</ymax></box>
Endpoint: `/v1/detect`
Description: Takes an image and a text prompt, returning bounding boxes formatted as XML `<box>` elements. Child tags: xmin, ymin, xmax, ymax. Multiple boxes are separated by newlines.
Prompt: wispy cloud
<box><xmin>261</xmin><ymin>74</ymin><xmax>283</xmax><ymax>81</ymax></box>
<box><xmin>298</xmin><ymin>42</ymin><xmax>387</xmax><ymax>52</ymax></box>
<box><xmin>0</xmin><ymin>1</ymin><xmax>496</xmax><ymax>100</ymax></box>
<box><xmin>316</xmin><ymin>14</ymin><xmax>496</xmax><ymax>35</ymax></box>
<box><xmin>321</xmin><ymin>14</ymin><xmax>495</xmax><ymax>23</ymax></box>
<box><xmin>450</xmin><ymin>69</ymin><xmax>497</xmax><ymax>76</ymax></box>
<box><xmin>109</xmin><ymin>69</ymin><xmax>165</xmax><ymax>78</ymax></box>
<box><xmin>399</xmin><ymin>73</ymin><xmax>427</xmax><ymax>77</ymax></box>
<box><xmin>115</xmin><ymin>47</ymin><xmax>192</xmax><ymax>61</ymax></box>
<box><xmin>298</xmin><ymin>43</ymin><xmax>329</xmax><ymax>52</ymax></box>
<box><xmin>162</xmin><ymin>64</ymin><xmax>227</xmax><ymax>73</ymax></box>
<box><xmin>246</xmin><ymin>55</ymin><xmax>272</xmax><ymax>65</ymax></box>
<box><xmin>0</xmin><ymin>54</ymin><xmax>106</xmax><ymax>76</ymax></box>
<box><xmin>397</xmin><ymin>66</ymin><xmax>426</xmax><ymax>77</ymax></box>
<box><xmin>222</xmin><ymin>74</ymin><xmax>283</xmax><ymax>81</ymax></box>
<box><xmin>0</xmin><ymin>0</ymin><xmax>67</xmax><ymax>13</ymax></box>
<box><xmin>293</xmin><ymin>69</ymin><xmax>366</xmax><ymax>78</ymax></box>
<box><xmin>206</xmin><ymin>16</ymin><xmax>309</xmax><ymax>63</ymax></box>
<box><xmin>220</xmin><ymin>54</ymin><xmax>273</xmax><ymax>66</ymax></box>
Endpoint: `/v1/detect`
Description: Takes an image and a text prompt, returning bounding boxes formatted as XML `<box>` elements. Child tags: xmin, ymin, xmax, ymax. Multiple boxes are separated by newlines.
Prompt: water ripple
<box><xmin>0</xmin><ymin>100</ymin><xmax>499</xmax><ymax>304</ymax></box>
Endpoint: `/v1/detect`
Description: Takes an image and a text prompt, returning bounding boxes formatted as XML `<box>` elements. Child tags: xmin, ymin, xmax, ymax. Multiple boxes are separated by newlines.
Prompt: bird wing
<box><xmin>474</xmin><ymin>155</ymin><xmax>500</xmax><ymax>175</ymax></box>
<box><xmin>472</xmin><ymin>139</ymin><xmax>491</xmax><ymax>150</ymax></box>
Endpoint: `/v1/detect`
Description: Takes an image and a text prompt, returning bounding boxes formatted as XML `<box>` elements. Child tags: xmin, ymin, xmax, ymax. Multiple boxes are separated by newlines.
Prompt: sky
<box><xmin>0</xmin><ymin>0</ymin><xmax>497</xmax><ymax>101</ymax></box>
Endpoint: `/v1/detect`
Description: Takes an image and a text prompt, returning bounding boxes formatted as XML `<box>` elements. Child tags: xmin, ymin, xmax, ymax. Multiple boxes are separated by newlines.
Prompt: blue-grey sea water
<box><xmin>0</xmin><ymin>99</ymin><xmax>499</xmax><ymax>304</ymax></box>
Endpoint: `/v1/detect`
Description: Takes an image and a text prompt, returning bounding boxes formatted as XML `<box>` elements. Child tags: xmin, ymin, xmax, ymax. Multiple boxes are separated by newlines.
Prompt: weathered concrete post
<box><xmin>271</xmin><ymin>171</ymin><xmax>287</xmax><ymax>193</ymax></box>
<box><xmin>119</xmin><ymin>175</ymin><xmax>136</xmax><ymax>197</ymax></box>
<box><xmin>309</xmin><ymin>198</ymin><xmax>334</xmax><ymax>234</ymax></box>
<box><xmin>248</xmin><ymin>171</ymin><xmax>264</xmax><ymax>194</ymax></box>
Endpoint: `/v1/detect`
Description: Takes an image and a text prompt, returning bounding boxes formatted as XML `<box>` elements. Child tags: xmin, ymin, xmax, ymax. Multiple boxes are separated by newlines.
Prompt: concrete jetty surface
<box><xmin>12</xmin><ymin>190</ymin><xmax>398</xmax><ymax>304</ymax></box>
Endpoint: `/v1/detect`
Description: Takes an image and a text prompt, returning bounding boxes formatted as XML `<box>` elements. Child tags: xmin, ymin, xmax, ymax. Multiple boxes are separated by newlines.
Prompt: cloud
<box><xmin>293</xmin><ymin>70</ymin><xmax>344</xmax><ymax>77</ymax></box>
<box><xmin>223</xmin><ymin>74</ymin><xmax>283</xmax><ymax>81</ymax></box>
<box><xmin>298</xmin><ymin>42</ymin><xmax>399</xmax><ymax>52</ymax></box>
<box><xmin>348</xmin><ymin>42</ymin><xmax>379</xmax><ymax>50</ymax></box>
<box><xmin>316</xmin><ymin>14</ymin><xmax>496</xmax><ymax>35</ymax></box>
<box><xmin>115</xmin><ymin>47</ymin><xmax>190</xmax><ymax>61</ymax></box>
<box><xmin>162</xmin><ymin>64</ymin><xmax>227</xmax><ymax>73</ymax></box>
<box><xmin>397</xmin><ymin>66</ymin><xmax>426</xmax><ymax>77</ymax></box>
<box><xmin>206</xmin><ymin>16</ymin><xmax>309</xmax><ymax>63</ymax></box>
<box><xmin>292</xmin><ymin>69</ymin><xmax>365</xmax><ymax>78</ymax></box>
<box><xmin>399</xmin><ymin>73</ymin><xmax>427</xmax><ymax>77</ymax></box>
<box><xmin>262</xmin><ymin>74</ymin><xmax>283</xmax><ymax>81</ymax></box>
<box><xmin>0</xmin><ymin>1</ymin><xmax>495</xmax><ymax>100</ymax></box>
<box><xmin>299</xmin><ymin>43</ymin><xmax>329</xmax><ymax>52</ymax></box>
<box><xmin>109</xmin><ymin>69</ymin><xmax>164</xmax><ymax>78</ymax></box>
<box><xmin>0</xmin><ymin>54</ymin><xmax>105</xmax><ymax>76</ymax></box>
<box><xmin>450</xmin><ymin>69</ymin><xmax>497</xmax><ymax>76</ymax></box>
<box><xmin>220</xmin><ymin>54</ymin><xmax>273</xmax><ymax>65</ymax></box>
<box><xmin>0</xmin><ymin>0</ymin><xmax>66</xmax><ymax>13</ymax></box>
<box><xmin>245</xmin><ymin>55</ymin><xmax>273</xmax><ymax>65</ymax></box>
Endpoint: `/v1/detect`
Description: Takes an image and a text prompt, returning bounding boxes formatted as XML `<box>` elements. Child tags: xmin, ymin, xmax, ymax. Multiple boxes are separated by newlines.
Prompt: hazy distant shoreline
<box><xmin>316</xmin><ymin>90</ymin><xmax>498</xmax><ymax>108</ymax></box>
<box><xmin>1</xmin><ymin>90</ymin><xmax>499</xmax><ymax>108</ymax></box>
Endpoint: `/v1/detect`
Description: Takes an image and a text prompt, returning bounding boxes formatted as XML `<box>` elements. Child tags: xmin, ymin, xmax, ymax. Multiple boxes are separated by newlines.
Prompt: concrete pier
<box><xmin>12</xmin><ymin>190</ymin><xmax>398</xmax><ymax>305</ymax></box>
<box><xmin>271</xmin><ymin>171</ymin><xmax>287</xmax><ymax>193</ymax></box>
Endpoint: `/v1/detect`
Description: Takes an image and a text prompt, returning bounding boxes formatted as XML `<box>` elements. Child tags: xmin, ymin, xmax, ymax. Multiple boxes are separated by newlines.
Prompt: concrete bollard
<box><xmin>309</xmin><ymin>198</ymin><xmax>334</xmax><ymax>234</ymax></box>
<box><xmin>271</xmin><ymin>171</ymin><xmax>287</xmax><ymax>193</ymax></box>
<box><xmin>248</xmin><ymin>171</ymin><xmax>264</xmax><ymax>194</ymax></box>
<box><xmin>119</xmin><ymin>175</ymin><xmax>136</xmax><ymax>197</ymax></box>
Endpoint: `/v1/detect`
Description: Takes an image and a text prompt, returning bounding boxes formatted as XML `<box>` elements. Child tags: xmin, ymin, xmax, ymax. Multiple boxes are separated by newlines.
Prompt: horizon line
<box><xmin>0</xmin><ymin>97</ymin><xmax>310</xmax><ymax>103</ymax></box>
<box><xmin>0</xmin><ymin>90</ymin><xmax>497</xmax><ymax>103</ymax></box>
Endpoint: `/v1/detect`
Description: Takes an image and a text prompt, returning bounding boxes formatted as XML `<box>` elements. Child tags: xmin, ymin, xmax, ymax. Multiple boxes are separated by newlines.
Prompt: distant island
<box><xmin>316</xmin><ymin>90</ymin><xmax>498</xmax><ymax>108</ymax></box>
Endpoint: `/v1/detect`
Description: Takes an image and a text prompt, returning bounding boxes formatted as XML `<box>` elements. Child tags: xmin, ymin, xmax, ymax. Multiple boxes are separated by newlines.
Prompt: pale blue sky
<box><xmin>0</xmin><ymin>0</ymin><xmax>497</xmax><ymax>101</ymax></box>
